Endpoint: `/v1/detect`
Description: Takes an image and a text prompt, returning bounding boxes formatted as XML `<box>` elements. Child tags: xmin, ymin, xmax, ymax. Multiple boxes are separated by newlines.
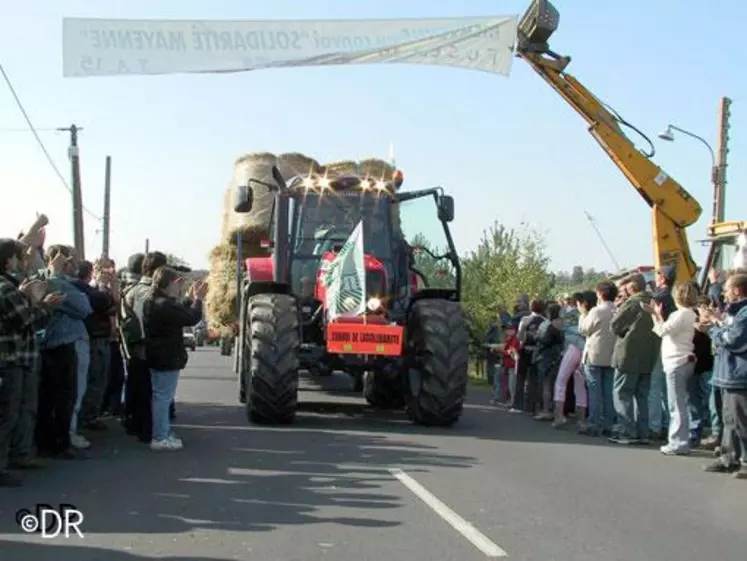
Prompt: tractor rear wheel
<box><xmin>244</xmin><ymin>293</ymin><xmax>300</xmax><ymax>424</ymax></box>
<box><xmin>363</xmin><ymin>371</ymin><xmax>405</xmax><ymax>409</ymax></box>
<box><xmin>404</xmin><ymin>299</ymin><xmax>469</xmax><ymax>426</ymax></box>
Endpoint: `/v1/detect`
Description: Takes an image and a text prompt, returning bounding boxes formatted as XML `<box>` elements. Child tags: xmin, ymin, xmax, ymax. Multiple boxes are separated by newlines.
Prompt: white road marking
<box><xmin>389</xmin><ymin>468</ymin><xmax>508</xmax><ymax>558</ymax></box>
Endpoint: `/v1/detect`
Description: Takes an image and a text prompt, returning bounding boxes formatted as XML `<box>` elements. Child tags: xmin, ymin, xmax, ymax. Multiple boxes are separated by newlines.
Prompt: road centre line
<box><xmin>388</xmin><ymin>468</ymin><xmax>508</xmax><ymax>558</ymax></box>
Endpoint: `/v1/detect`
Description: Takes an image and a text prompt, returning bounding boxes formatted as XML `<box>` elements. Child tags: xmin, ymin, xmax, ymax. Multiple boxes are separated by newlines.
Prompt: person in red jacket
<box><xmin>497</xmin><ymin>324</ymin><xmax>520</xmax><ymax>406</ymax></box>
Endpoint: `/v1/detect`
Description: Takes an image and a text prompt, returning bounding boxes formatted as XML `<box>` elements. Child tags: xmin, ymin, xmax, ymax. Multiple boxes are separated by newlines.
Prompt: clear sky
<box><xmin>0</xmin><ymin>0</ymin><xmax>743</xmax><ymax>273</ymax></box>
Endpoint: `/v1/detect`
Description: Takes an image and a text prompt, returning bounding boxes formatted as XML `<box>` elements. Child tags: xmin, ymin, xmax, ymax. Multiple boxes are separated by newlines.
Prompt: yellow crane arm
<box><xmin>516</xmin><ymin>0</ymin><xmax>702</xmax><ymax>282</ymax></box>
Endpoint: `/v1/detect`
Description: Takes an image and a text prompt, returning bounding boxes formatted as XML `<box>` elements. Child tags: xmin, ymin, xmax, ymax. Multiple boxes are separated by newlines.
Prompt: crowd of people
<box><xmin>0</xmin><ymin>215</ymin><xmax>207</xmax><ymax>487</ymax></box>
<box><xmin>486</xmin><ymin>266</ymin><xmax>747</xmax><ymax>479</ymax></box>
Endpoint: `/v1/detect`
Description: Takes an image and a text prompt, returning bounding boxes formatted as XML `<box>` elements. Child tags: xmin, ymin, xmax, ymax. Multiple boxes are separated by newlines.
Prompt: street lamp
<box><xmin>658</xmin><ymin>123</ymin><xmax>720</xmax><ymax>224</ymax></box>
<box><xmin>658</xmin><ymin>124</ymin><xmax>716</xmax><ymax>167</ymax></box>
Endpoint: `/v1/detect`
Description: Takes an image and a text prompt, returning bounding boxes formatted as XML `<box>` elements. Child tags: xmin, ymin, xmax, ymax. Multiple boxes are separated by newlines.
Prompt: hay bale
<box><xmin>277</xmin><ymin>152</ymin><xmax>322</xmax><ymax>180</ymax></box>
<box><xmin>221</xmin><ymin>152</ymin><xmax>323</xmax><ymax>247</ymax></box>
<box><xmin>220</xmin><ymin>187</ymin><xmax>233</xmax><ymax>242</ymax></box>
<box><xmin>222</xmin><ymin>152</ymin><xmax>278</xmax><ymax>245</ymax></box>
<box><xmin>357</xmin><ymin>158</ymin><xmax>397</xmax><ymax>183</ymax></box>
<box><xmin>205</xmin><ymin>243</ymin><xmax>244</xmax><ymax>328</ymax></box>
<box><xmin>322</xmin><ymin>160</ymin><xmax>359</xmax><ymax>177</ymax></box>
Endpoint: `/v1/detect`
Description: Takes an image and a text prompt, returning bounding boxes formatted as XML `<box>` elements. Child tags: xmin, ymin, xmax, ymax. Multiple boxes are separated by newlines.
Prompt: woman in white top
<box><xmin>649</xmin><ymin>282</ymin><xmax>698</xmax><ymax>455</ymax></box>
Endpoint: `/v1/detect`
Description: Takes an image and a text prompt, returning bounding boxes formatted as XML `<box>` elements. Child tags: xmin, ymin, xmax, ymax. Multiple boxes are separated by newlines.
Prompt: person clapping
<box><xmin>142</xmin><ymin>268</ymin><xmax>207</xmax><ymax>451</ymax></box>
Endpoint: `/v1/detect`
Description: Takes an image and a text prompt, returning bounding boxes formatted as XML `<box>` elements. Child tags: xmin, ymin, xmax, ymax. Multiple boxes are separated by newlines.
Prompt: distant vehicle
<box><xmin>184</xmin><ymin>328</ymin><xmax>196</xmax><ymax>352</ymax></box>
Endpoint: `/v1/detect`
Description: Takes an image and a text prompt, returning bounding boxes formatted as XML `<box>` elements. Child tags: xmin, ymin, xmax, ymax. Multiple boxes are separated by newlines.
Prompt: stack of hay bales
<box><xmin>206</xmin><ymin>153</ymin><xmax>400</xmax><ymax>329</ymax></box>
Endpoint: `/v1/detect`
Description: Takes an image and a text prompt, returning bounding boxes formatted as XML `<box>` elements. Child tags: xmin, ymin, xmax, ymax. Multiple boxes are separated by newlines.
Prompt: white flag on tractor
<box><xmin>323</xmin><ymin>221</ymin><xmax>366</xmax><ymax>321</ymax></box>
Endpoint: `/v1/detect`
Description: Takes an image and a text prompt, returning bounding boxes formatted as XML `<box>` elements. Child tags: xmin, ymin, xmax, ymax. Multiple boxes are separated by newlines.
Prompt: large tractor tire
<box><xmin>363</xmin><ymin>371</ymin><xmax>405</xmax><ymax>409</ymax></box>
<box><xmin>404</xmin><ymin>299</ymin><xmax>469</xmax><ymax>426</ymax></box>
<box><xmin>244</xmin><ymin>293</ymin><xmax>300</xmax><ymax>424</ymax></box>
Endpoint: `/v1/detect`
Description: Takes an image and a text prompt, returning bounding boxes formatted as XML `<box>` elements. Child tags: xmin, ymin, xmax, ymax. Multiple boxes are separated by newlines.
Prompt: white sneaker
<box><xmin>70</xmin><ymin>433</ymin><xmax>91</xmax><ymax>450</ymax></box>
<box><xmin>150</xmin><ymin>436</ymin><xmax>183</xmax><ymax>451</ymax></box>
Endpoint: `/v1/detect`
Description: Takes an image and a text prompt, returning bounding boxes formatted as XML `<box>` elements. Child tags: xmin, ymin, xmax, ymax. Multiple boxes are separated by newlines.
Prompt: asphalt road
<box><xmin>1</xmin><ymin>347</ymin><xmax>746</xmax><ymax>561</ymax></box>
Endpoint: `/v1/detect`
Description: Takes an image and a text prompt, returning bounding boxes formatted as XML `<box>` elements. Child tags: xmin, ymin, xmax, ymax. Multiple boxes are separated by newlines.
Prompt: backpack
<box><xmin>118</xmin><ymin>284</ymin><xmax>145</xmax><ymax>351</ymax></box>
<box><xmin>522</xmin><ymin>315</ymin><xmax>545</xmax><ymax>351</ymax></box>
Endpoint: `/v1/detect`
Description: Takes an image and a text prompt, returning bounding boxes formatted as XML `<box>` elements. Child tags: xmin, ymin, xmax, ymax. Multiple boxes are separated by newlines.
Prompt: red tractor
<box><xmin>234</xmin><ymin>166</ymin><xmax>469</xmax><ymax>426</ymax></box>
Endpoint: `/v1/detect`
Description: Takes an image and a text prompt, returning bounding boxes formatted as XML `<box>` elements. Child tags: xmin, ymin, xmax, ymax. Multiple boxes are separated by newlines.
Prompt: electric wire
<box><xmin>0</xmin><ymin>61</ymin><xmax>102</xmax><ymax>221</ymax></box>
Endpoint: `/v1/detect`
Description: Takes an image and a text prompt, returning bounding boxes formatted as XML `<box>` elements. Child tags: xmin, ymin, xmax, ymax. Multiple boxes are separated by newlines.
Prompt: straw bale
<box><xmin>221</xmin><ymin>152</ymin><xmax>323</xmax><ymax>247</ymax></box>
<box><xmin>357</xmin><ymin>158</ymin><xmax>397</xmax><ymax>183</ymax></box>
<box><xmin>205</xmin><ymin>243</ymin><xmax>247</xmax><ymax>328</ymax></box>
<box><xmin>277</xmin><ymin>152</ymin><xmax>322</xmax><ymax>180</ymax></box>
<box><xmin>222</xmin><ymin>152</ymin><xmax>278</xmax><ymax>245</ymax></box>
<box><xmin>322</xmin><ymin>160</ymin><xmax>359</xmax><ymax>177</ymax></box>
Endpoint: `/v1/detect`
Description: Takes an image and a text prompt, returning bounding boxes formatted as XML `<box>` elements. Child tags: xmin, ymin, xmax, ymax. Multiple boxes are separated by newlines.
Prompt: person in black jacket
<box><xmin>532</xmin><ymin>303</ymin><xmax>564</xmax><ymax>420</ymax></box>
<box><xmin>71</xmin><ymin>261</ymin><xmax>119</xmax><ymax>441</ymax></box>
<box><xmin>142</xmin><ymin>266</ymin><xmax>206</xmax><ymax>451</ymax></box>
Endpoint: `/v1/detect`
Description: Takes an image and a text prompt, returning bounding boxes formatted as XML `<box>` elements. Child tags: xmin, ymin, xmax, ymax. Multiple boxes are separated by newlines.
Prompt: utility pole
<box><xmin>145</xmin><ymin>238</ymin><xmax>150</xmax><ymax>254</ymax></box>
<box><xmin>102</xmin><ymin>156</ymin><xmax>112</xmax><ymax>259</ymax></box>
<box><xmin>58</xmin><ymin>124</ymin><xmax>85</xmax><ymax>258</ymax></box>
<box><xmin>713</xmin><ymin>97</ymin><xmax>732</xmax><ymax>223</ymax></box>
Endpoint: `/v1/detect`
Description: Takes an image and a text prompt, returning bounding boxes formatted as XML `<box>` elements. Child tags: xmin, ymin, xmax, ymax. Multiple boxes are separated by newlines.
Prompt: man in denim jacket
<box><xmin>36</xmin><ymin>246</ymin><xmax>92</xmax><ymax>459</ymax></box>
<box><xmin>703</xmin><ymin>272</ymin><xmax>747</xmax><ymax>479</ymax></box>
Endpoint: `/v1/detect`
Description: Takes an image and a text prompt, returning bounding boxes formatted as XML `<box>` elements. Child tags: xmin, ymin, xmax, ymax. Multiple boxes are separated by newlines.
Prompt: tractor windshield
<box><xmin>290</xmin><ymin>190</ymin><xmax>393</xmax><ymax>300</ymax></box>
<box><xmin>292</xmin><ymin>191</ymin><xmax>392</xmax><ymax>259</ymax></box>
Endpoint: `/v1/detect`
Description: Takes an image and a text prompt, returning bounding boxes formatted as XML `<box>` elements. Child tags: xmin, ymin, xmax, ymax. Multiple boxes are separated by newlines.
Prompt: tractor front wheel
<box><xmin>404</xmin><ymin>299</ymin><xmax>469</xmax><ymax>427</ymax></box>
<box><xmin>244</xmin><ymin>293</ymin><xmax>300</xmax><ymax>424</ymax></box>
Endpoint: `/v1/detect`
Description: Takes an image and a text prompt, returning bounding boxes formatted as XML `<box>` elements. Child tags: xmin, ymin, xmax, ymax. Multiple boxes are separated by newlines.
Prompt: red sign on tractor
<box><xmin>326</xmin><ymin>322</ymin><xmax>404</xmax><ymax>356</ymax></box>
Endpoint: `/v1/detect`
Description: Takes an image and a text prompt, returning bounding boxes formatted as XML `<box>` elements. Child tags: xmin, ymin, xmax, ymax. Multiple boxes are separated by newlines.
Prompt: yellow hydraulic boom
<box><xmin>516</xmin><ymin>0</ymin><xmax>702</xmax><ymax>282</ymax></box>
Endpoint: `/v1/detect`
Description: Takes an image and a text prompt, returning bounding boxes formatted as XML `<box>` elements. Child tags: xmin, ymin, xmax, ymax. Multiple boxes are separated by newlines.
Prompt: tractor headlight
<box><xmin>367</xmin><ymin>297</ymin><xmax>383</xmax><ymax>311</ymax></box>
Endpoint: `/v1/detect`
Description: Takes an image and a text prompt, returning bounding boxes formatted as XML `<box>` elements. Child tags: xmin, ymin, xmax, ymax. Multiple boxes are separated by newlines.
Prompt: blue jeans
<box><xmin>648</xmin><ymin>353</ymin><xmax>669</xmax><ymax>432</ymax></box>
<box><xmin>687</xmin><ymin>371</ymin><xmax>712</xmax><ymax>440</ymax></box>
<box><xmin>584</xmin><ymin>365</ymin><xmax>615</xmax><ymax>431</ymax></box>
<box><xmin>70</xmin><ymin>339</ymin><xmax>90</xmax><ymax>435</ymax></box>
<box><xmin>491</xmin><ymin>363</ymin><xmax>504</xmax><ymax>401</ymax></box>
<box><xmin>150</xmin><ymin>369</ymin><xmax>180</xmax><ymax>441</ymax></box>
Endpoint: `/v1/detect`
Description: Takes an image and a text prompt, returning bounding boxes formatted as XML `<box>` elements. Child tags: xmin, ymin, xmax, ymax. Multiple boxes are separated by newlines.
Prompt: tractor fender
<box><xmin>406</xmin><ymin>288</ymin><xmax>459</xmax><ymax>315</ymax></box>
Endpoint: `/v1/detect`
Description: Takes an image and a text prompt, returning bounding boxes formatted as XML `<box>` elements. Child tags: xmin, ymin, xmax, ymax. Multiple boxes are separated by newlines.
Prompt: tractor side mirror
<box><xmin>438</xmin><ymin>195</ymin><xmax>454</xmax><ymax>223</ymax></box>
<box><xmin>234</xmin><ymin>184</ymin><xmax>254</xmax><ymax>213</ymax></box>
<box><xmin>271</xmin><ymin>165</ymin><xmax>288</xmax><ymax>191</ymax></box>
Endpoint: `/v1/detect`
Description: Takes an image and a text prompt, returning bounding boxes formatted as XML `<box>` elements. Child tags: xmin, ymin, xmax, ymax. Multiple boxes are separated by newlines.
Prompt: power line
<box><xmin>0</xmin><ymin>61</ymin><xmax>102</xmax><ymax>221</ymax></box>
<box><xmin>0</xmin><ymin>127</ymin><xmax>58</xmax><ymax>133</ymax></box>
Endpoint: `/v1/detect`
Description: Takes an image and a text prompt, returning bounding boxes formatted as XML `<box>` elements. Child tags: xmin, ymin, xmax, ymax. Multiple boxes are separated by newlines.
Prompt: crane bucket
<box><xmin>518</xmin><ymin>0</ymin><xmax>559</xmax><ymax>52</ymax></box>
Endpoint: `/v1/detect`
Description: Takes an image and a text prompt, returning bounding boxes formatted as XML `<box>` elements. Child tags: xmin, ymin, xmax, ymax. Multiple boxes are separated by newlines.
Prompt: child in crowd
<box><xmin>499</xmin><ymin>324</ymin><xmax>520</xmax><ymax>406</ymax></box>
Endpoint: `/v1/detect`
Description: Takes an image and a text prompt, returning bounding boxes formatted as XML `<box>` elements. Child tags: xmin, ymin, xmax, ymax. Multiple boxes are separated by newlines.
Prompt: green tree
<box><xmin>461</xmin><ymin>222</ymin><xmax>554</xmax><ymax>341</ymax></box>
<box><xmin>571</xmin><ymin>265</ymin><xmax>585</xmax><ymax>285</ymax></box>
<box><xmin>409</xmin><ymin>233</ymin><xmax>457</xmax><ymax>289</ymax></box>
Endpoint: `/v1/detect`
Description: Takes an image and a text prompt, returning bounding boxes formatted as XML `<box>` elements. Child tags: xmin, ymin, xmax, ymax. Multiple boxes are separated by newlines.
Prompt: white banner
<box><xmin>323</xmin><ymin>221</ymin><xmax>367</xmax><ymax>321</ymax></box>
<box><xmin>61</xmin><ymin>16</ymin><xmax>517</xmax><ymax>78</ymax></box>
